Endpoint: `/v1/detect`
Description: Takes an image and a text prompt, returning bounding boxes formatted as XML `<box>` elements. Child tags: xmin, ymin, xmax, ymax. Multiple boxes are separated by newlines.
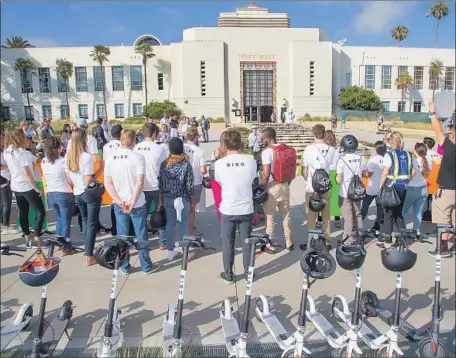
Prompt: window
<box><xmin>398</xmin><ymin>66</ymin><xmax>408</xmax><ymax>77</ymax></box>
<box><xmin>382</xmin><ymin>101</ymin><xmax>390</xmax><ymax>112</ymax></box>
<box><xmin>78</xmin><ymin>104</ymin><xmax>88</xmax><ymax>119</ymax></box>
<box><xmin>309</xmin><ymin>61</ymin><xmax>315</xmax><ymax>96</ymax></box>
<box><xmin>381</xmin><ymin>66</ymin><xmax>392</xmax><ymax>89</ymax></box>
<box><xmin>157</xmin><ymin>73</ymin><xmax>164</xmax><ymax>91</ymax></box>
<box><xmin>413</xmin><ymin>66</ymin><xmax>423</xmax><ymax>90</ymax></box>
<box><xmin>200</xmin><ymin>61</ymin><xmax>205</xmax><ymax>96</ymax></box>
<box><xmin>112</xmin><ymin>66</ymin><xmax>124</xmax><ymax>91</ymax></box>
<box><xmin>38</xmin><ymin>68</ymin><xmax>51</xmax><ymax>93</ymax></box>
<box><xmin>114</xmin><ymin>104</ymin><xmax>124</xmax><ymax>118</ymax></box>
<box><xmin>93</xmin><ymin>66</ymin><xmax>105</xmax><ymax>92</ymax></box>
<box><xmin>130</xmin><ymin>65</ymin><xmax>142</xmax><ymax>91</ymax></box>
<box><xmin>444</xmin><ymin>67</ymin><xmax>455</xmax><ymax>91</ymax></box>
<box><xmin>429</xmin><ymin>71</ymin><xmax>439</xmax><ymax>90</ymax></box>
<box><xmin>1</xmin><ymin>106</ymin><xmax>11</xmax><ymax>121</ymax></box>
<box><xmin>24</xmin><ymin>106</ymin><xmax>33</xmax><ymax>121</ymax></box>
<box><xmin>413</xmin><ymin>101</ymin><xmax>422</xmax><ymax>113</ymax></box>
<box><xmin>96</xmin><ymin>104</ymin><xmax>106</xmax><ymax>119</ymax></box>
<box><xmin>364</xmin><ymin>65</ymin><xmax>375</xmax><ymax>89</ymax></box>
<box><xmin>20</xmin><ymin>69</ymin><xmax>33</xmax><ymax>94</ymax></box>
<box><xmin>60</xmin><ymin>105</ymin><xmax>69</xmax><ymax>119</ymax></box>
<box><xmin>57</xmin><ymin>73</ymin><xmax>68</xmax><ymax>93</ymax></box>
<box><xmin>132</xmin><ymin>103</ymin><xmax>142</xmax><ymax>117</ymax></box>
<box><xmin>42</xmin><ymin>105</ymin><xmax>52</xmax><ymax>119</ymax></box>
<box><xmin>75</xmin><ymin>67</ymin><xmax>88</xmax><ymax>92</ymax></box>
<box><xmin>243</xmin><ymin>70</ymin><xmax>273</xmax><ymax>110</ymax></box>
<box><xmin>397</xmin><ymin>101</ymin><xmax>406</xmax><ymax>112</ymax></box>
<box><xmin>345</xmin><ymin>72</ymin><xmax>352</xmax><ymax>87</ymax></box>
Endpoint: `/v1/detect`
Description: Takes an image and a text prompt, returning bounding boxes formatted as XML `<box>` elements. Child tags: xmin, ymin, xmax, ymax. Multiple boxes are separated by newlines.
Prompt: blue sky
<box><xmin>1</xmin><ymin>1</ymin><xmax>455</xmax><ymax>48</ymax></box>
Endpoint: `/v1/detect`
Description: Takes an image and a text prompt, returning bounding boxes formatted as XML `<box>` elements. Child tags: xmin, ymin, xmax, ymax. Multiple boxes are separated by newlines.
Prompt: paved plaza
<box><xmin>1</xmin><ymin>126</ymin><xmax>455</xmax><ymax>357</ymax></box>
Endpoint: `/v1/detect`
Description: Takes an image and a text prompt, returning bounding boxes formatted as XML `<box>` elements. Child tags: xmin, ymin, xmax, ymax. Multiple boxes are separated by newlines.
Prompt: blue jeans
<box><xmin>47</xmin><ymin>192</ymin><xmax>74</xmax><ymax>238</ymax></box>
<box><xmin>114</xmin><ymin>204</ymin><xmax>152</xmax><ymax>272</ymax></box>
<box><xmin>361</xmin><ymin>194</ymin><xmax>384</xmax><ymax>224</ymax></box>
<box><xmin>75</xmin><ymin>193</ymin><xmax>100</xmax><ymax>256</ymax></box>
<box><xmin>144</xmin><ymin>190</ymin><xmax>165</xmax><ymax>247</ymax></box>
<box><xmin>164</xmin><ymin>197</ymin><xmax>190</xmax><ymax>251</ymax></box>
<box><xmin>402</xmin><ymin>185</ymin><xmax>427</xmax><ymax>232</ymax></box>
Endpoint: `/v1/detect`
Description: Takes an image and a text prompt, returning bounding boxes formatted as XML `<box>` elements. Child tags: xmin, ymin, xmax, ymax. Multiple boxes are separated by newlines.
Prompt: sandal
<box><xmin>86</xmin><ymin>256</ymin><xmax>96</xmax><ymax>266</ymax></box>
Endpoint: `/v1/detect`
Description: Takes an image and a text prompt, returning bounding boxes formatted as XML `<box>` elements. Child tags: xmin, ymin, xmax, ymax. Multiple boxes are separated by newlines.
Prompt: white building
<box><xmin>1</xmin><ymin>3</ymin><xmax>455</xmax><ymax>124</ymax></box>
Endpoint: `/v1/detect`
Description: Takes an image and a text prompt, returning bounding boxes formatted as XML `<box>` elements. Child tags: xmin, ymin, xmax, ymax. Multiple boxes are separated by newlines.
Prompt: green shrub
<box><xmin>143</xmin><ymin>100</ymin><xmax>182</xmax><ymax>120</ymax></box>
<box><xmin>0</xmin><ymin>119</ymin><xmax>22</xmax><ymax>132</ymax></box>
<box><xmin>207</xmin><ymin>117</ymin><xmax>225</xmax><ymax>123</ymax></box>
<box><xmin>338</xmin><ymin>86</ymin><xmax>383</xmax><ymax>111</ymax></box>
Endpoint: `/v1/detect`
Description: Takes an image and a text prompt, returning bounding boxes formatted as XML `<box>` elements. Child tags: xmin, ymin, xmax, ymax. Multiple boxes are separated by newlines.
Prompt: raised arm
<box><xmin>428</xmin><ymin>101</ymin><xmax>446</xmax><ymax>145</ymax></box>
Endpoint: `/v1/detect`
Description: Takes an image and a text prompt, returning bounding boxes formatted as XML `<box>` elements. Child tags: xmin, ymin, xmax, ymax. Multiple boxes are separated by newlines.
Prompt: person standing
<box><xmin>104</xmin><ymin>129</ymin><xmax>158</xmax><ymax>275</ymax></box>
<box><xmin>201</xmin><ymin>116</ymin><xmax>210</xmax><ymax>143</ymax></box>
<box><xmin>215</xmin><ymin>130</ymin><xmax>257</xmax><ymax>283</ymax></box>
<box><xmin>271</xmin><ymin>109</ymin><xmax>277</xmax><ymax>123</ymax></box>
<box><xmin>331</xmin><ymin>113</ymin><xmax>338</xmax><ymax>131</ymax></box>
<box><xmin>92</xmin><ymin>118</ymin><xmax>108</xmax><ymax>153</ymax></box>
<box><xmin>169</xmin><ymin>115</ymin><xmax>179</xmax><ymax>138</ymax></box>
<box><xmin>101</xmin><ymin>118</ymin><xmax>111</xmax><ymax>143</ymax></box>
<box><xmin>280</xmin><ymin>111</ymin><xmax>286</xmax><ymax>124</ymax></box>
<box><xmin>289</xmin><ymin>109</ymin><xmax>295</xmax><ymax>124</ymax></box>
<box><xmin>160</xmin><ymin>114</ymin><xmax>170</xmax><ymax>130</ymax></box>
<box><xmin>340</xmin><ymin>114</ymin><xmax>347</xmax><ymax>129</ymax></box>
<box><xmin>180</xmin><ymin>118</ymin><xmax>190</xmax><ymax>143</ymax></box>
<box><xmin>39</xmin><ymin>119</ymin><xmax>54</xmax><ymax>141</ymax></box>
<box><xmin>248</xmin><ymin>127</ymin><xmax>261</xmax><ymax>155</ymax></box>
<box><xmin>190</xmin><ymin>117</ymin><xmax>199</xmax><ymax>128</ymax></box>
<box><xmin>376</xmin><ymin>111</ymin><xmax>384</xmax><ymax>134</ymax></box>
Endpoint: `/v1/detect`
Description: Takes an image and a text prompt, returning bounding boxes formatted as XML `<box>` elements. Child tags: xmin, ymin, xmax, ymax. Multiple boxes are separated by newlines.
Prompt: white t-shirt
<box><xmin>41</xmin><ymin>157</ymin><xmax>72</xmax><ymax>193</ymax></box>
<box><xmin>302</xmin><ymin>143</ymin><xmax>336</xmax><ymax>193</ymax></box>
<box><xmin>184</xmin><ymin>143</ymin><xmax>205</xmax><ymax>185</ymax></box>
<box><xmin>1</xmin><ymin>151</ymin><xmax>11</xmax><ymax>184</ymax></box>
<box><xmin>366</xmin><ymin>155</ymin><xmax>384</xmax><ymax>196</ymax></box>
<box><xmin>330</xmin><ymin>146</ymin><xmax>341</xmax><ymax>170</ymax></box>
<box><xmin>104</xmin><ymin>148</ymin><xmax>146</xmax><ymax>208</ymax></box>
<box><xmin>214</xmin><ymin>153</ymin><xmax>257</xmax><ymax>215</ymax></box>
<box><xmin>336</xmin><ymin>153</ymin><xmax>366</xmax><ymax>198</ymax></box>
<box><xmin>426</xmin><ymin>149</ymin><xmax>441</xmax><ymax>163</ymax></box>
<box><xmin>134</xmin><ymin>141</ymin><xmax>167</xmax><ymax>191</ymax></box>
<box><xmin>67</xmin><ymin>135</ymin><xmax>98</xmax><ymax>155</ymax></box>
<box><xmin>64</xmin><ymin>152</ymin><xmax>94</xmax><ymax>196</ymax></box>
<box><xmin>181</xmin><ymin>123</ymin><xmax>189</xmax><ymax>135</ymax></box>
<box><xmin>248</xmin><ymin>133</ymin><xmax>261</xmax><ymax>152</ymax></box>
<box><xmin>102</xmin><ymin>139</ymin><xmax>121</xmax><ymax>161</ymax></box>
<box><xmin>156</xmin><ymin>140</ymin><xmax>170</xmax><ymax>158</ymax></box>
<box><xmin>409</xmin><ymin>156</ymin><xmax>432</xmax><ymax>187</ymax></box>
<box><xmin>3</xmin><ymin>146</ymin><xmax>35</xmax><ymax>192</ymax></box>
<box><xmin>25</xmin><ymin>151</ymin><xmax>40</xmax><ymax>182</ymax></box>
<box><xmin>261</xmin><ymin>144</ymin><xmax>281</xmax><ymax>183</ymax></box>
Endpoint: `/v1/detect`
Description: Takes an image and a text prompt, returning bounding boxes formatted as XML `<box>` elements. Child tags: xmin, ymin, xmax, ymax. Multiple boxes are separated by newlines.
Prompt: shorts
<box><xmin>193</xmin><ymin>184</ymin><xmax>203</xmax><ymax>204</ymax></box>
<box><xmin>432</xmin><ymin>189</ymin><xmax>455</xmax><ymax>225</ymax></box>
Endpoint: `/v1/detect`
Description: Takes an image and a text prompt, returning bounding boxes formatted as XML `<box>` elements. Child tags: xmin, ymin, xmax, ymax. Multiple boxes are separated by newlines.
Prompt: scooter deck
<box><xmin>162</xmin><ymin>321</ymin><xmax>174</xmax><ymax>352</ymax></box>
<box><xmin>376</xmin><ymin>308</ymin><xmax>419</xmax><ymax>339</ymax></box>
<box><xmin>220</xmin><ymin>316</ymin><xmax>240</xmax><ymax>356</ymax></box>
<box><xmin>334</xmin><ymin>308</ymin><xmax>381</xmax><ymax>348</ymax></box>
<box><xmin>41</xmin><ymin>317</ymin><xmax>69</xmax><ymax>355</ymax></box>
<box><xmin>97</xmin><ymin>320</ymin><xmax>122</xmax><ymax>358</ymax></box>
<box><xmin>306</xmin><ymin>311</ymin><xmax>343</xmax><ymax>348</ymax></box>
<box><xmin>260</xmin><ymin>313</ymin><xmax>293</xmax><ymax>348</ymax></box>
<box><xmin>1</xmin><ymin>323</ymin><xmax>28</xmax><ymax>352</ymax></box>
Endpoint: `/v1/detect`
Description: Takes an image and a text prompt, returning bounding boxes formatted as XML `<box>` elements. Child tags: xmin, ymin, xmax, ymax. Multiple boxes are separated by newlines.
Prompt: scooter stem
<box><xmin>298</xmin><ymin>276</ymin><xmax>309</xmax><ymax>328</ymax></box>
<box><xmin>104</xmin><ymin>258</ymin><xmax>121</xmax><ymax>338</ymax></box>
<box><xmin>240</xmin><ymin>243</ymin><xmax>256</xmax><ymax>334</ymax></box>
<box><xmin>173</xmin><ymin>245</ymin><xmax>190</xmax><ymax>340</ymax></box>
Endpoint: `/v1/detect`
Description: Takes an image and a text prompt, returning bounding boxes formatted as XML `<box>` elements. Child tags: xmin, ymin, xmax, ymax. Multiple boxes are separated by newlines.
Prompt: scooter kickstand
<box><xmin>64</xmin><ymin>328</ymin><xmax>72</xmax><ymax>341</ymax></box>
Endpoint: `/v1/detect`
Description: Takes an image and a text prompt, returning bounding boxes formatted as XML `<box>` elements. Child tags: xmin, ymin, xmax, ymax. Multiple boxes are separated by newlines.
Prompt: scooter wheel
<box><xmin>255</xmin><ymin>297</ymin><xmax>264</xmax><ymax>323</ymax></box>
<box><xmin>22</xmin><ymin>305</ymin><xmax>34</xmax><ymax>330</ymax></box>
<box><xmin>338</xmin><ymin>346</ymin><xmax>363</xmax><ymax>358</ymax></box>
<box><xmin>57</xmin><ymin>300</ymin><xmax>73</xmax><ymax>321</ymax></box>
<box><xmin>282</xmin><ymin>349</ymin><xmax>309</xmax><ymax>357</ymax></box>
<box><xmin>418</xmin><ymin>338</ymin><xmax>448</xmax><ymax>358</ymax></box>
<box><xmin>331</xmin><ymin>297</ymin><xmax>344</xmax><ymax>323</ymax></box>
<box><xmin>376</xmin><ymin>346</ymin><xmax>401</xmax><ymax>358</ymax></box>
<box><xmin>360</xmin><ymin>291</ymin><xmax>380</xmax><ymax>317</ymax></box>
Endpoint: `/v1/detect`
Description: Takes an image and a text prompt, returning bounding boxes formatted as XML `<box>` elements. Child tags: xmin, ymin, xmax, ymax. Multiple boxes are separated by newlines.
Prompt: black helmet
<box><xmin>308</xmin><ymin>194</ymin><xmax>327</xmax><ymax>213</ymax></box>
<box><xmin>19</xmin><ymin>254</ymin><xmax>60</xmax><ymax>287</ymax></box>
<box><xmin>300</xmin><ymin>249</ymin><xmax>337</xmax><ymax>279</ymax></box>
<box><xmin>340</xmin><ymin>135</ymin><xmax>358</xmax><ymax>153</ymax></box>
<box><xmin>95</xmin><ymin>239</ymin><xmax>129</xmax><ymax>270</ymax></box>
<box><xmin>209</xmin><ymin>161</ymin><xmax>216</xmax><ymax>180</ymax></box>
<box><xmin>253</xmin><ymin>185</ymin><xmax>268</xmax><ymax>204</ymax></box>
<box><xmin>149</xmin><ymin>208</ymin><xmax>166</xmax><ymax>230</ymax></box>
<box><xmin>202</xmin><ymin>177</ymin><xmax>212</xmax><ymax>189</ymax></box>
<box><xmin>336</xmin><ymin>243</ymin><xmax>366</xmax><ymax>271</ymax></box>
<box><xmin>252</xmin><ymin>176</ymin><xmax>260</xmax><ymax>190</ymax></box>
<box><xmin>381</xmin><ymin>246</ymin><xmax>417</xmax><ymax>272</ymax></box>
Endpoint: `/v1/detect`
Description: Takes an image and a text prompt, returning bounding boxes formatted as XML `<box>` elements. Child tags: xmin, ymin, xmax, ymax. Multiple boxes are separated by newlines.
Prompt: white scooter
<box><xmin>0</xmin><ymin>245</ymin><xmax>34</xmax><ymax>353</ymax></box>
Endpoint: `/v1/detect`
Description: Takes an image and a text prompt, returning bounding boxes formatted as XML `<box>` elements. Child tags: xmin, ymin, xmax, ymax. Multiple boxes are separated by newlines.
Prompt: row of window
<box><xmin>20</xmin><ymin>65</ymin><xmax>165</xmax><ymax>94</ymax></box>
<box><xmin>382</xmin><ymin>100</ymin><xmax>423</xmax><ymax>113</ymax></box>
<box><xmin>360</xmin><ymin>65</ymin><xmax>455</xmax><ymax>91</ymax></box>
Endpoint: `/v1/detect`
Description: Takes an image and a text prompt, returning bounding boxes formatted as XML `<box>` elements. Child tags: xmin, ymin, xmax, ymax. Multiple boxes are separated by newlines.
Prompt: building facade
<box><xmin>1</xmin><ymin>4</ymin><xmax>455</xmax><ymax>123</ymax></box>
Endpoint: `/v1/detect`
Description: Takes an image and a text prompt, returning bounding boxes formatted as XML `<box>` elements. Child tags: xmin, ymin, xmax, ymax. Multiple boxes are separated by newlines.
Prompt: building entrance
<box><xmin>242</xmin><ymin>68</ymin><xmax>274</xmax><ymax>123</ymax></box>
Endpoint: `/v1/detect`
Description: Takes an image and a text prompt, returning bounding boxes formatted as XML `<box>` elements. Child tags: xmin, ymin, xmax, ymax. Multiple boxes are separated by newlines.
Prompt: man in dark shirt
<box><xmin>92</xmin><ymin>118</ymin><xmax>108</xmax><ymax>151</ymax></box>
<box><xmin>428</xmin><ymin>101</ymin><xmax>455</xmax><ymax>257</ymax></box>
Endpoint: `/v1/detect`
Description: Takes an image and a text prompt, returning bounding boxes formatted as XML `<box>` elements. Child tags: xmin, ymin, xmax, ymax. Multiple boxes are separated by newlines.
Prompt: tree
<box><xmin>55</xmin><ymin>59</ymin><xmax>74</xmax><ymax>118</ymax></box>
<box><xmin>2</xmin><ymin>36</ymin><xmax>34</xmax><ymax>48</ymax></box>
<box><xmin>143</xmin><ymin>100</ymin><xmax>182</xmax><ymax>120</ymax></box>
<box><xmin>14</xmin><ymin>57</ymin><xmax>36</xmax><ymax>120</ymax></box>
<box><xmin>134</xmin><ymin>43</ymin><xmax>155</xmax><ymax>106</ymax></box>
<box><xmin>429</xmin><ymin>59</ymin><xmax>444</xmax><ymax>100</ymax></box>
<box><xmin>427</xmin><ymin>2</ymin><xmax>449</xmax><ymax>48</ymax></box>
<box><xmin>338</xmin><ymin>86</ymin><xmax>383</xmax><ymax>111</ymax></box>
<box><xmin>394</xmin><ymin>72</ymin><xmax>413</xmax><ymax>112</ymax></box>
<box><xmin>391</xmin><ymin>25</ymin><xmax>409</xmax><ymax>46</ymax></box>
<box><xmin>90</xmin><ymin>45</ymin><xmax>111</xmax><ymax>119</ymax></box>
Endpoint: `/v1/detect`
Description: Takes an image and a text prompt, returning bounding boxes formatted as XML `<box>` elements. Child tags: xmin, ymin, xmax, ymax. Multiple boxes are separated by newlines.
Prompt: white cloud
<box><xmin>28</xmin><ymin>37</ymin><xmax>58</xmax><ymax>48</ymax></box>
<box><xmin>161</xmin><ymin>7</ymin><xmax>183</xmax><ymax>17</ymax></box>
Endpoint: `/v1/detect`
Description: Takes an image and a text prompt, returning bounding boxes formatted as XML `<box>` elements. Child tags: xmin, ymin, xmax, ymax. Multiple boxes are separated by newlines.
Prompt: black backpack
<box><xmin>341</xmin><ymin>157</ymin><xmax>366</xmax><ymax>202</ymax></box>
<box><xmin>311</xmin><ymin>146</ymin><xmax>332</xmax><ymax>194</ymax></box>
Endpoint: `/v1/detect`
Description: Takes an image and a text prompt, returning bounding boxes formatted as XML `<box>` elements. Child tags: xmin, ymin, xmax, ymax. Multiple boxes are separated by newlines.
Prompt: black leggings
<box><xmin>1</xmin><ymin>183</ymin><xmax>13</xmax><ymax>226</ymax></box>
<box><xmin>14</xmin><ymin>189</ymin><xmax>45</xmax><ymax>237</ymax></box>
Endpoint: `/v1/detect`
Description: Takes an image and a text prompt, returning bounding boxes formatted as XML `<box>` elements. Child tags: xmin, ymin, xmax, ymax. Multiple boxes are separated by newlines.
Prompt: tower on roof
<box><xmin>218</xmin><ymin>2</ymin><xmax>290</xmax><ymax>28</ymax></box>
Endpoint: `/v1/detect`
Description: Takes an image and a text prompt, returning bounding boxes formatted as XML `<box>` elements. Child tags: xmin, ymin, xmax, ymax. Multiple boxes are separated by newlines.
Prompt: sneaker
<box><xmin>286</xmin><ymin>244</ymin><xmax>294</xmax><ymax>251</ymax></box>
<box><xmin>143</xmin><ymin>263</ymin><xmax>161</xmax><ymax>275</ymax></box>
<box><xmin>428</xmin><ymin>248</ymin><xmax>452</xmax><ymax>258</ymax></box>
<box><xmin>325</xmin><ymin>241</ymin><xmax>333</xmax><ymax>251</ymax></box>
<box><xmin>261</xmin><ymin>244</ymin><xmax>276</xmax><ymax>254</ymax></box>
<box><xmin>220</xmin><ymin>272</ymin><xmax>234</xmax><ymax>284</ymax></box>
<box><xmin>121</xmin><ymin>265</ymin><xmax>132</xmax><ymax>275</ymax></box>
<box><xmin>167</xmin><ymin>251</ymin><xmax>182</xmax><ymax>261</ymax></box>
<box><xmin>299</xmin><ymin>243</ymin><xmax>307</xmax><ymax>251</ymax></box>
<box><xmin>335</xmin><ymin>221</ymin><xmax>342</xmax><ymax>229</ymax></box>
<box><xmin>26</xmin><ymin>240</ymin><xmax>33</xmax><ymax>249</ymax></box>
<box><xmin>316</xmin><ymin>222</ymin><xmax>323</xmax><ymax>229</ymax></box>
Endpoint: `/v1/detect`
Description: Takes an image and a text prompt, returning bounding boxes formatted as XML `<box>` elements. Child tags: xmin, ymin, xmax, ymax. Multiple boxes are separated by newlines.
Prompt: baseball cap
<box><xmin>76</xmin><ymin>118</ymin><xmax>88</xmax><ymax>128</ymax></box>
<box><xmin>111</xmin><ymin>125</ymin><xmax>123</xmax><ymax>137</ymax></box>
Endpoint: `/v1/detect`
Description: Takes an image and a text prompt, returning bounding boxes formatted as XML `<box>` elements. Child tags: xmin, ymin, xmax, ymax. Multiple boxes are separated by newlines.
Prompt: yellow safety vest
<box><xmin>386</xmin><ymin>150</ymin><xmax>412</xmax><ymax>183</ymax></box>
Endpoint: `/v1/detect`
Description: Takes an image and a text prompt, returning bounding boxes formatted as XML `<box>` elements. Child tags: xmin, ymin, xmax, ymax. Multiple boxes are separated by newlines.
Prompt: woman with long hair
<box><xmin>42</xmin><ymin>136</ymin><xmax>74</xmax><ymax>252</ymax></box>
<box><xmin>211</xmin><ymin>131</ymin><xmax>228</xmax><ymax>222</ymax></box>
<box><xmin>3</xmin><ymin>128</ymin><xmax>45</xmax><ymax>246</ymax></box>
<box><xmin>401</xmin><ymin>142</ymin><xmax>431</xmax><ymax>233</ymax></box>
<box><xmin>62</xmin><ymin>123</ymin><xmax>71</xmax><ymax>152</ymax></box>
<box><xmin>65</xmin><ymin>128</ymin><xmax>98</xmax><ymax>265</ymax></box>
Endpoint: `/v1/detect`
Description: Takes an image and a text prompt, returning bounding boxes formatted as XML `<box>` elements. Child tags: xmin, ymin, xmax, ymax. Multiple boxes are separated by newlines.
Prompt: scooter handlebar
<box><xmin>350</xmin><ymin>230</ymin><xmax>376</xmax><ymax>239</ymax></box>
<box><xmin>398</xmin><ymin>228</ymin><xmax>430</xmax><ymax>242</ymax></box>
<box><xmin>437</xmin><ymin>224</ymin><xmax>456</xmax><ymax>234</ymax></box>
<box><xmin>176</xmin><ymin>237</ymin><xmax>216</xmax><ymax>251</ymax></box>
<box><xmin>244</xmin><ymin>233</ymin><xmax>270</xmax><ymax>245</ymax></box>
<box><xmin>114</xmin><ymin>235</ymin><xmax>138</xmax><ymax>247</ymax></box>
<box><xmin>0</xmin><ymin>244</ymin><xmax>27</xmax><ymax>256</ymax></box>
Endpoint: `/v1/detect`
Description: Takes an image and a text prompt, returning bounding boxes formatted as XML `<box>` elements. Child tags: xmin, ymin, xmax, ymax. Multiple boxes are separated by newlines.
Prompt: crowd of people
<box><xmin>0</xmin><ymin>100</ymin><xmax>454</xmax><ymax>281</ymax></box>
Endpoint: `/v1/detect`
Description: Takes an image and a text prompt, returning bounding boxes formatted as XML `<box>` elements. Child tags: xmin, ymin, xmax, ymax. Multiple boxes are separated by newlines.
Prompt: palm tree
<box><xmin>14</xmin><ymin>57</ymin><xmax>36</xmax><ymax>120</ymax></box>
<box><xmin>2</xmin><ymin>36</ymin><xmax>34</xmax><ymax>48</ymax></box>
<box><xmin>391</xmin><ymin>25</ymin><xmax>409</xmax><ymax>46</ymax></box>
<box><xmin>55</xmin><ymin>59</ymin><xmax>74</xmax><ymax>118</ymax></box>
<box><xmin>90</xmin><ymin>45</ymin><xmax>111</xmax><ymax>119</ymax></box>
<box><xmin>427</xmin><ymin>2</ymin><xmax>449</xmax><ymax>48</ymax></box>
<box><xmin>394</xmin><ymin>71</ymin><xmax>413</xmax><ymax>112</ymax></box>
<box><xmin>429</xmin><ymin>59</ymin><xmax>444</xmax><ymax>100</ymax></box>
<box><xmin>134</xmin><ymin>43</ymin><xmax>155</xmax><ymax>106</ymax></box>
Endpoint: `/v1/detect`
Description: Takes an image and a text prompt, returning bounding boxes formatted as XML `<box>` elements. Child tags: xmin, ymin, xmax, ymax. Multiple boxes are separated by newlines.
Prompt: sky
<box><xmin>1</xmin><ymin>1</ymin><xmax>455</xmax><ymax>49</ymax></box>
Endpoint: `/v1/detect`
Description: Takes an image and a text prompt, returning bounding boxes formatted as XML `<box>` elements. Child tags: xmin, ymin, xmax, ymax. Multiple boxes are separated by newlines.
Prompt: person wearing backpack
<box><xmin>302</xmin><ymin>124</ymin><xmax>335</xmax><ymax>247</ymax></box>
<box><xmin>336</xmin><ymin>134</ymin><xmax>367</xmax><ymax>243</ymax></box>
<box><xmin>201</xmin><ymin>115</ymin><xmax>210</xmax><ymax>143</ymax></box>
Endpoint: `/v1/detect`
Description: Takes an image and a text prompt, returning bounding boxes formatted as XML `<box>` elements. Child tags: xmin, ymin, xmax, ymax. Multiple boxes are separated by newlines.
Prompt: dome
<box><xmin>134</xmin><ymin>34</ymin><xmax>162</xmax><ymax>47</ymax></box>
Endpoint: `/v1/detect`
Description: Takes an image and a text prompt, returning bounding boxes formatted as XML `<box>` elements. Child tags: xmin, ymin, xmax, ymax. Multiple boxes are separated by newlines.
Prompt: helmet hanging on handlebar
<box><xmin>95</xmin><ymin>239</ymin><xmax>130</xmax><ymax>270</ymax></box>
<box><xmin>18</xmin><ymin>250</ymin><xmax>61</xmax><ymax>287</ymax></box>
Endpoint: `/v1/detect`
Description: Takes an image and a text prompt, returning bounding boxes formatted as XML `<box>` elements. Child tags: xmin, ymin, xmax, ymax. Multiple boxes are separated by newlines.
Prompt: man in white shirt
<box><xmin>160</xmin><ymin>114</ymin><xmax>170</xmax><ymax>129</ymax></box>
<box><xmin>184</xmin><ymin>127</ymin><xmax>207</xmax><ymax>237</ymax></box>
<box><xmin>104</xmin><ymin>129</ymin><xmax>159</xmax><ymax>275</ymax></box>
<box><xmin>102</xmin><ymin>125</ymin><xmax>122</xmax><ymax>162</ymax></box>
<box><xmin>134</xmin><ymin>122</ymin><xmax>168</xmax><ymax>249</ymax></box>
<box><xmin>248</xmin><ymin>127</ymin><xmax>261</xmax><ymax>155</ymax></box>
<box><xmin>301</xmin><ymin>124</ymin><xmax>335</xmax><ymax>242</ymax></box>
<box><xmin>215</xmin><ymin>130</ymin><xmax>257</xmax><ymax>284</ymax></box>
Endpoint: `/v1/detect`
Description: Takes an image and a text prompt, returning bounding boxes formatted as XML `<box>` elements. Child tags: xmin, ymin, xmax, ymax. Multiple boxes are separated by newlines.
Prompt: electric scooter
<box><xmin>97</xmin><ymin>236</ymin><xmax>138</xmax><ymax>358</ymax></box>
<box><xmin>163</xmin><ymin>235</ymin><xmax>216</xmax><ymax>357</ymax></box>
<box><xmin>0</xmin><ymin>245</ymin><xmax>33</xmax><ymax>353</ymax></box>
<box><xmin>220</xmin><ymin>233</ymin><xmax>271</xmax><ymax>358</ymax></box>
<box><xmin>417</xmin><ymin>224</ymin><xmax>454</xmax><ymax>358</ymax></box>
